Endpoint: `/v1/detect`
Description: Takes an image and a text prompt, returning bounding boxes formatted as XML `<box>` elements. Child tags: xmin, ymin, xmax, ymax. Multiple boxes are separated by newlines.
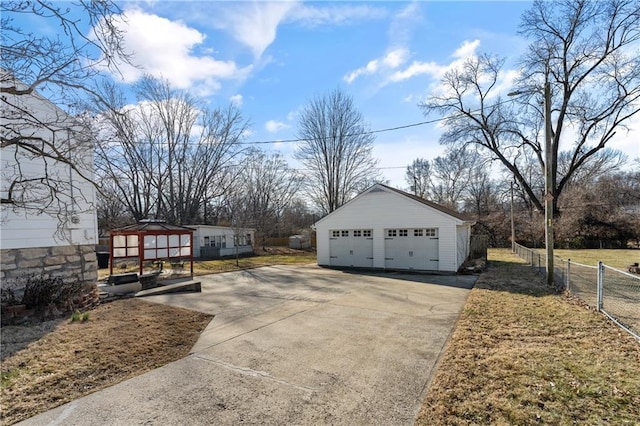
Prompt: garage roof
<box><xmin>315</xmin><ymin>183</ymin><xmax>473</xmax><ymax>225</ymax></box>
<box><xmin>378</xmin><ymin>184</ymin><xmax>470</xmax><ymax>221</ymax></box>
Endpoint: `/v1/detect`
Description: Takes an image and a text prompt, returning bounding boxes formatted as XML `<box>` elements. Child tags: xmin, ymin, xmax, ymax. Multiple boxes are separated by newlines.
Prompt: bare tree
<box><xmin>295</xmin><ymin>89</ymin><xmax>381</xmax><ymax>214</ymax></box>
<box><xmin>420</xmin><ymin>0</ymin><xmax>639</xmax><ymax>216</ymax></box>
<box><xmin>429</xmin><ymin>147</ymin><xmax>478</xmax><ymax>209</ymax></box>
<box><xmin>1</xmin><ymin>1</ymin><xmax>129</xmax><ymax>234</ymax></box>
<box><xmin>237</xmin><ymin>148</ymin><xmax>303</xmax><ymax>241</ymax></box>
<box><xmin>94</xmin><ymin>77</ymin><xmax>248</xmax><ymax>225</ymax></box>
<box><xmin>463</xmin><ymin>161</ymin><xmax>499</xmax><ymax>217</ymax></box>
<box><xmin>405</xmin><ymin>158</ymin><xmax>431</xmax><ymax>198</ymax></box>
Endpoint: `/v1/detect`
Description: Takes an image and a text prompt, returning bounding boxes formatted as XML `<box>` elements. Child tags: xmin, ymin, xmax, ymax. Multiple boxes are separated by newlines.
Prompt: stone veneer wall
<box><xmin>0</xmin><ymin>244</ymin><xmax>97</xmax><ymax>291</ymax></box>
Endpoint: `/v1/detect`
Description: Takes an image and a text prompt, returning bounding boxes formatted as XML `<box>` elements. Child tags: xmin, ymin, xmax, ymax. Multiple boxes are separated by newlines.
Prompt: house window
<box><xmin>332</xmin><ymin>230</ymin><xmax>340</xmax><ymax>238</ymax></box>
<box><xmin>425</xmin><ymin>228</ymin><xmax>437</xmax><ymax>237</ymax></box>
<box><xmin>414</xmin><ymin>229</ymin><xmax>423</xmax><ymax>237</ymax></box>
<box><xmin>353</xmin><ymin>230</ymin><xmax>362</xmax><ymax>237</ymax></box>
<box><xmin>341</xmin><ymin>230</ymin><xmax>349</xmax><ymax>237</ymax></box>
<box><xmin>246</xmin><ymin>234</ymin><xmax>252</xmax><ymax>245</ymax></box>
<box><xmin>399</xmin><ymin>229</ymin><xmax>408</xmax><ymax>237</ymax></box>
<box><xmin>363</xmin><ymin>230</ymin><xmax>372</xmax><ymax>237</ymax></box>
<box><xmin>387</xmin><ymin>229</ymin><xmax>397</xmax><ymax>237</ymax></box>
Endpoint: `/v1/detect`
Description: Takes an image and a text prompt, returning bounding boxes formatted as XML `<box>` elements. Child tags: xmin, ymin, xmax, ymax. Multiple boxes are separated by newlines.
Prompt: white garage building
<box><xmin>314</xmin><ymin>184</ymin><xmax>475</xmax><ymax>273</ymax></box>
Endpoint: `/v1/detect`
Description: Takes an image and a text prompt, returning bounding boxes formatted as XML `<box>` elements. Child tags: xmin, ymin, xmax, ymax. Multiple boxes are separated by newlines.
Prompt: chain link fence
<box><xmin>513</xmin><ymin>243</ymin><xmax>639</xmax><ymax>340</ymax></box>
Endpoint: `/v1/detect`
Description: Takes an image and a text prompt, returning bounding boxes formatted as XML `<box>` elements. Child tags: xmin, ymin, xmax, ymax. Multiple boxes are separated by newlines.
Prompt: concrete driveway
<box><xmin>19</xmin><ymin>264</ymin><xmax>477</xmax><ymax>426</ymax></box>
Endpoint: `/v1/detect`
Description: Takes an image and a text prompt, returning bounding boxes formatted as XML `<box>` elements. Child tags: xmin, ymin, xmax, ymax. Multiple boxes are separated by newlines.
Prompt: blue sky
<box><xmin>22</xmin><ymin>1</ymin><xmax>640</xmax><ymax>187</ymax></box>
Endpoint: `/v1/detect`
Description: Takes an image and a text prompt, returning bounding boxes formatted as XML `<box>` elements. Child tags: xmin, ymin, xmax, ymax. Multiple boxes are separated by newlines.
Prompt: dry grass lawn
<box><xmin>99</xmin><ymin>248</ymin><xmax>316</xmax><ymax>280</ymax></box>
<box><xmin>0</xmin><ymin>299</ymin><xmax>212</xmax><ymax>425</ymax></box>
<box><xmin>547</xmin><ymin>249</ymin><xmax>639</xmax><ymax>270</ymax></box>
<box><xmin>417</xmin><ymin>249</ymin><xmax>640</xmax><ymax>425</ymax></box>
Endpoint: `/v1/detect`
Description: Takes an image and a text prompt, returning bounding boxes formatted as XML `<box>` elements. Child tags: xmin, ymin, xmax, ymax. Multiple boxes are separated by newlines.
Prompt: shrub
<box><xmin>7</xmin><ymin>275</ymin><xmax>84</xmax><ymax>312</ymax></box>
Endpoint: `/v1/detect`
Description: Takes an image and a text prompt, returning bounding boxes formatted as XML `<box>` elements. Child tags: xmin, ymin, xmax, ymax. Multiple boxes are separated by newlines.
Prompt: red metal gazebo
<box><xmin>109</xmin><ymin>219</ymin><xmax>195</xmax><ymax>277</ymax></box>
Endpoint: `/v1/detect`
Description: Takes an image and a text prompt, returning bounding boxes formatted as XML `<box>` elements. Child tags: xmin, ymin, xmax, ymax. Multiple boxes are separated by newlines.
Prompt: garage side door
<box><xmin>384</xmin><ymin>228</ymin><xmax>439</xmax><ymax>270</ymax></box>
<box><xmin>329</xmin><ymin>229</ymin><xmax>373</xmax><ymax>268</ymax></box>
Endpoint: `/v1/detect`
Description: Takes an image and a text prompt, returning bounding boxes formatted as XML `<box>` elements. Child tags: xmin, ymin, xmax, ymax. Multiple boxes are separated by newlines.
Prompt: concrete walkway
<box><xmin>19</xmin><ymin>265</ymin><xmax>477</xmax><ymax>426</ymax></box>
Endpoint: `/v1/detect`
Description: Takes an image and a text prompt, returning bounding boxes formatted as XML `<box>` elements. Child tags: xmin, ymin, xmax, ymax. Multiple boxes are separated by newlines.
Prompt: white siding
<box><xmin>0</xmin><ymin>82</ymin><xmax>97</xmax><ymax>249</ymax></box>
<box><xmin>192</xmin><ymin>225</ymin><xmax>255</xmax><ymax>258</ymax></box>
<box><xmin>315</xmin><ymin>188</ymin><xmax>466</xmax><ymax>272</ymax></box>
<box><xmin>456</xmin><ymin>224</ymin><xmax>471</xmax><ymax>269</ymax></box>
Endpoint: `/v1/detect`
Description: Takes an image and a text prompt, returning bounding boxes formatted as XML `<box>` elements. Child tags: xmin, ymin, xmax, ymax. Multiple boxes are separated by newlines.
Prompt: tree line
<box><xmin>2</xmin><ymin>0</ymin><xmax>638</xmax><ymax>248</ymax></box>
<box><xmin>405</xmin><ymin>151</ymin><xmax>640</xmax><ymax>248</ymax></box>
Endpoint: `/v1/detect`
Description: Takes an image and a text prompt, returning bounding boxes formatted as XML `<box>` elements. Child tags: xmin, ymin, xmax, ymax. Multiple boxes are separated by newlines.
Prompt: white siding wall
<box><xmin>192</xmin><ymin>226</ymin><xmax>255</xmax><ymax>258</ymax></box>
<box><xmin>456</xmin><ymin>224</ymin><xmax>471</xmax><ymax>269</ymax></box>
<box><xmin>0</xmin><ymin>85</ymin><xmax>97</xmax><ymax>249</ymax></box>
<box><xmin>315</xmin><ymin>189</ymin><xmax>464</xmax><ymax>272</ymax></box>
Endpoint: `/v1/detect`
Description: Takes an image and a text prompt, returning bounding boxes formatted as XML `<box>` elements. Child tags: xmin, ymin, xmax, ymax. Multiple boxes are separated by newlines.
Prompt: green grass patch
<box><xmin>0</xmin><ymin>369</ymin><xmax>20</xmax><ymax>389</ymax></box>
<box><xmin>417</xmin><ymin>248</ymin><xmax>640</xmax><ymax>425</ymax></box>
<box><xmin>543</xmin><ymin>249</ymin><xmax>638</xmax><ymax>270</ymax></box>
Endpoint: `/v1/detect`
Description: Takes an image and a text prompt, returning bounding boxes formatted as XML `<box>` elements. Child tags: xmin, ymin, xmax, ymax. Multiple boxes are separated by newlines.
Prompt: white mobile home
<box><xmin>191</xmin><ymin>225</ymin><xmax>255</xmax><ymax>259</ymax></box>
<box><xmin>314</xmin><ymin>184</ymin><xmax>474</xmax><ymax>273</ymax></box>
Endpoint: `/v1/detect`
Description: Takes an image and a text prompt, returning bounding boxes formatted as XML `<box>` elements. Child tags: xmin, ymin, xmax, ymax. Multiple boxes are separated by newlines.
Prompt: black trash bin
<box><xmin>96</xmin><ymin>252</ymin><xmax>110</xmax><ymax>269</ymax></box>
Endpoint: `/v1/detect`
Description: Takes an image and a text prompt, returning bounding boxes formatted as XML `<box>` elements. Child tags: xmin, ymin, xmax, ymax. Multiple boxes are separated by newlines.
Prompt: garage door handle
<box><xmin>430</xmin><ymin>259</ymin><xmax>439</xmax><ymax>261</ymax></box>
<box><xmin>385</xmin><ymin>257</ymin><xmax>393</xmax><ymax>260</ymax></box>
<box><xmin>366</xmin><ymin>257</ymin><xmax>373</xmax><ymax>259</ymax></box>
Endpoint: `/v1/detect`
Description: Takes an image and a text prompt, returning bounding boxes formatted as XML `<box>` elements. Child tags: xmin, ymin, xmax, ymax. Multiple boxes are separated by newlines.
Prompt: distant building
<box><xmin>190</xmin><ymin>225</ymin><xmax>255</xmax><ymax>259</ymax></box>
<box><xmin>289</xmin><ymin>234</ymin><xmax>311</xmax><ymax>250</ymax></box>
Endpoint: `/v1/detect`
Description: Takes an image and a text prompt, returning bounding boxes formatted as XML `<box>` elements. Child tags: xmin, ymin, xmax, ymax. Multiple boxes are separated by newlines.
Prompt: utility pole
<box><xmin>510</xmin><ymin>180</ymin><xmax>515</xmax><ymax>252</ymax></box>
<box><xmin>543</xmin><ymin>80</ymin><xmax>554</xmax><ymax>286</ymax></box>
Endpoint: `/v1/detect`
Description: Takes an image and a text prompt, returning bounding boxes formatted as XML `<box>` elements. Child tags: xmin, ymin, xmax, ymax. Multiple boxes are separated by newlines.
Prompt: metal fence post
<box><xmin>539</xmin><ymin>253</ymin><xmax>542</xmax><ymax>274</ymax></box>
<box><xmin>597</xmin><ymin>261</ymin><xmax>604</xmax><ymax>312</ymax></box>
<box><xmin>566</xmin><ymin>259</ymin><xmax>571</xmax><ymax>293</ymax></box>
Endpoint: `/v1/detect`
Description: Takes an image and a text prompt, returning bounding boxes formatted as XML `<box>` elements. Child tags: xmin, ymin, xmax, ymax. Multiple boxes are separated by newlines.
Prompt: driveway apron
<box><xmin>18</xmin><ymin>265</ymin><xmax>476</xmax><ymax>426</ymax></box>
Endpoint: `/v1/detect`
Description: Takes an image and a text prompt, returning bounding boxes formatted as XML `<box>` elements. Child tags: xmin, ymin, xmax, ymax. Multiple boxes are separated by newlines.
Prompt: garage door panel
<box><xmin>384</xmin><ymin>228</ymin><xmax>439</xmax><ymax>271</ymax></box>
<box><xmin>329</xmin><ymin>230</ymin><xmax>373</xmax><ymax>268</ymax></box>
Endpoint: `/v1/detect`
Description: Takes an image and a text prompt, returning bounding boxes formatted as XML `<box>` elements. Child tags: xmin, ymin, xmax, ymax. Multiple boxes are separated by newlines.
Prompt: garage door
<box><xmin>384</xmin><ymin>228</ymin><xmax>438</xmax><ymax>270</ymax></box>
<box><xmin>329</xmin><ymin>229</ymin><xmax>374</xmax><ymax>268</ymax></box>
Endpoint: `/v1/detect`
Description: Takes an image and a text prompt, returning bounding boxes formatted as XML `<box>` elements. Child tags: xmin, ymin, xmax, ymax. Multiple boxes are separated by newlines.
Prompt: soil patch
<box><xmin>1</xmin><ymin>299</ymin><xmax>212</xmax><ymax>425</ymax></box>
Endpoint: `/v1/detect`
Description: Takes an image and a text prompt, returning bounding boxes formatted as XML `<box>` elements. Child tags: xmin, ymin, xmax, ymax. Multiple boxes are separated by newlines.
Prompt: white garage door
<box><xmin>329</xmin><ymin>229</ymin><xmax>374</xmax><ymax>268</ymax></box>
<box><xmin>384</xmin><ymin>228</ymin><xmax>439</xmax><ymax>270</ymax></box>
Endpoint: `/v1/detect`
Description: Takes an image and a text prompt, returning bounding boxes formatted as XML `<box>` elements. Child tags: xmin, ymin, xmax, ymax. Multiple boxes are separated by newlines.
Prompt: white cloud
<box><xmin>288</xmin><ymin>3</ymin><xmax>387</xmax><ymax>27</ymax></box>
<box><xmin>104</xmin><ymin>8</ymin><xmax>250</xmax><ymax>94</ymax></box>
<box><xmin>265</xmin><ymin>120</ymin><xmax>290</xmax><ymax>133</ymax></box>
<box><xmin>606</xmin><ymin>114</ymin><xmax>640</xmax><ymax>161</ymax></box>
<box><xmin>229</xmin><ymin>94</ymin><xmax>243</xmax><ymax>106</ymax></box>
<box><xmin>344</xmin><ymin>48</ymin><xmax>409</xmax><ymax>83</ymax></box>
<box><xmin>388</xmin><ymin>2</ymin><xmax>422</xmax><ymax>47</ymax></box>
<box><xmin>388</xmin><ymin>39</ymin><xmax>481</xmax><ymax>84</ymax></box>
<box><xmin>453</xmin><ymin>39</ymin><xmax>481</xmax><ymax>59</ymax></box>
<box><xmin>211</xmin><ymin>2</ymin><xmax>297</xmax><ymax>59</ymax></box>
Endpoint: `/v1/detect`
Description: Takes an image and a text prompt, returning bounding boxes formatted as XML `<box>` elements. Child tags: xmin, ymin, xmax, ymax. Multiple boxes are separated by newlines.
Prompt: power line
<box><xmin>99</xmin><ymin>96</ymin><xmax>520</xmax><ymax>147</ymax></box>
<box><xmin>237</xmin><ymin>117</ymin><xmax>445</xmax><ymax>145</ymax></box>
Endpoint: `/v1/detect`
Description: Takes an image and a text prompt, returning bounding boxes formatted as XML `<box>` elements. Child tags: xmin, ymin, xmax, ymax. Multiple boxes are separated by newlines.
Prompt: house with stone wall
<box><xmin>1</xmin><ymin>74</ymin><xmax>98</xmax><ymax>293</ymax></box>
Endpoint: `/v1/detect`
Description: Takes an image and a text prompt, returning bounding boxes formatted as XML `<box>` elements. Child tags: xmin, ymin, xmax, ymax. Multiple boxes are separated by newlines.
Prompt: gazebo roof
<box><xmin>112</xmin><ymin>219</ymin><xmax>195</xmax><ymax>233</ymax></box>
